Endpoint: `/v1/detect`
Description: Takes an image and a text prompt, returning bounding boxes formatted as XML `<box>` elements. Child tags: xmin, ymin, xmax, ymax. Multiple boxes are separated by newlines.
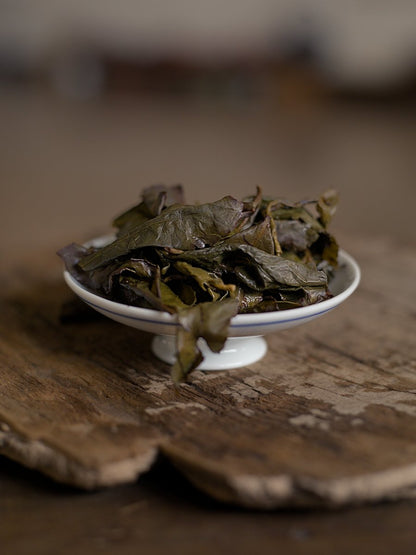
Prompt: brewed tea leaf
<box><xmin>174</xmin><ymin>261</ymin><xmax>236</xmax><ymax>301</ymax></box>
<box><xmin>176</xmin><ymin>243</ymin><xmax>327</xmax><ymax>290</ymax></box>
<box><xmin>119</xmin><ymin>275</ymin><xmax>187</xmax><ymax>313</ymax></box>
<box><xmin>113</xmin><ymin>184</ymin><xmax>185</xmax><ymax>236</ymax></box>
<box><xmin>171</xmin><ymin>299</ymin><xmax>239</xmax><ymax>382</ymax></box>
<box><xmin>224</xmin><ymin>216</ymin><xmax>277</xmax><ymax>255</ymax></box>
<box><xmin>317</xmin><ymin>189</ymin><xmax>339</xmax><ymax>228</ymax></box>
<box><xmin>274</xmin><ymin>220</ymin><xmax>319</xmax><ymax>253</ymax></box>
<box><xmin>80</xmin><ymin>195</ymin><xmax>258</xmax><ymax>271</ymax></box>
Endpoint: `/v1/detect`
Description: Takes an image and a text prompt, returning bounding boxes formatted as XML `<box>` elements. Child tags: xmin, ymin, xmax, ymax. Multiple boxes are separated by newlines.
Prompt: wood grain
<box><xmin>0</xmin><ymin>236</ymin><xmax>415</xmax><ymax>508</ymax></box>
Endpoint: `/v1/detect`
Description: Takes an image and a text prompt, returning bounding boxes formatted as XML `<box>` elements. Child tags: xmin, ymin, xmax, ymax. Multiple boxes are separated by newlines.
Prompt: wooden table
<box><xmin>1</xmin><ymin>88</ymin><xmax>416</xmax><ymax>554</ymax></box>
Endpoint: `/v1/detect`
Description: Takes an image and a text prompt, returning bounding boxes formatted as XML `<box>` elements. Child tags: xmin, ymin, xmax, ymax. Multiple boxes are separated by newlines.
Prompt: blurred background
<box><xmin>1</xmin><ymin>0</ymin><xmax>415</xmax><ymax>261</ymax></box>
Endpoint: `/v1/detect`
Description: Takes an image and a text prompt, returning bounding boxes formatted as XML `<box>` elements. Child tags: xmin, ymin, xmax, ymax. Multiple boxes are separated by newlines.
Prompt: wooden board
<box><xmin>1</xmin><ymin>237</ymin><xmax>415</xmax><ymax>508</ymax></box>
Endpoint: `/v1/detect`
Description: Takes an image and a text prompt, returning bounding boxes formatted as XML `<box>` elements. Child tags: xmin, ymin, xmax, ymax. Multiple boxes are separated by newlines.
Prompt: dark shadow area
<box><xmin>3</xmin><ymin>274</ymin><xmax>162</xmax><ymax>379</ymax></box>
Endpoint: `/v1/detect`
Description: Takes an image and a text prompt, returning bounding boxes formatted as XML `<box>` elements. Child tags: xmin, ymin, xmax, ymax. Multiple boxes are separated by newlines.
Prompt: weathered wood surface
<box><xmin>0</xmin><ymin>236</ymin><xmax>415</xmax><ymax>508</ymax></box>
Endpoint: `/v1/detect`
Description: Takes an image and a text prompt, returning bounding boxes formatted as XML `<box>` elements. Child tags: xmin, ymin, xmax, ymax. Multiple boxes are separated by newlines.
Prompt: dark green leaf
<box><xmin>174</xmin><ymin>261</ymin><xmax>236</xmax><ymax>301</ymax></box>
<box><xmin>171</xmin><ymin>299</ymin><xmax>239</xmax><ymax>382</ymax></box>
<box><xmin>176</xmin><ymin>243</ymin><xmax>327</xmax><ymax>290</ymax></box>
<box><xmin>224</xmin><ymin>216</ymin><xmax>277</xmax><ymax>254</ymax></box>
<box><xmin>119</xmin><ymin>275</ymin><xmax>187</xmax><ymax>313</ymax></box>
<box><xmin>275</xmin><ymin>220</ymin><xmax>319</xmax><ymax>252</ymax></box>
<box><xmin>317</xmin><ymin>189</ymin><xmax>339</xmax><ymax>228</ymax></box>
<box><xmin>80</xmin><ymin>195</ymin><xmax>258</xmax><ymax>271</ymax></box>
<box><xmin>113</xmin><ymin>184</ymin><xmax>185</xmax><ymax>236</ymax></box>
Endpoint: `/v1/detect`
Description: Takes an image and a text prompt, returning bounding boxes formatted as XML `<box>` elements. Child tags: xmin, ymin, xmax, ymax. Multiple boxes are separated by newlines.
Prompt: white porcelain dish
<box><xmin>63</xmin><ymin>239</ymin><xmax>360</xmax><ymax>371</ymax></box>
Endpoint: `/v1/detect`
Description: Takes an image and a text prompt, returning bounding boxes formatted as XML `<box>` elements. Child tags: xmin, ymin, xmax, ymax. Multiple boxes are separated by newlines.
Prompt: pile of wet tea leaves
<box><xmin>59</xmin><ymin>185</ymin><xmax>339</xmax><ymax>381</ymax></box>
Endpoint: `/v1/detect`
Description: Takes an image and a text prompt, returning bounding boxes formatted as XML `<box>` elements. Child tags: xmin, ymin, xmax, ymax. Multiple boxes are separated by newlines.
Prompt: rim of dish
<box><xmin>63</xmin><ymin>249</ymin><xmax>360</xmax><ymax>327</ymax></box>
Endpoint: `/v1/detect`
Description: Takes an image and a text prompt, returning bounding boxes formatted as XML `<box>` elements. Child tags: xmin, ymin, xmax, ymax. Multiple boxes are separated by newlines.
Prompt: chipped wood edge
<box><xmin>297</xmin><ymin>466</ymin><xmax>416</xmax><ymax>506</ymax></box>
<box><xmin>162</xmin><ymin>443</ymin><xmax>416</xmax><ymax>509</ymax></box>
<box><xmin>161</xmin><ymin>443</ymin><xmax>306</xmax><ymax>508</ymax></box>
<box><xmin>0</xmin><ymin>424</ymin><xmax>158</xmax><ymax>490</ymax></box>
